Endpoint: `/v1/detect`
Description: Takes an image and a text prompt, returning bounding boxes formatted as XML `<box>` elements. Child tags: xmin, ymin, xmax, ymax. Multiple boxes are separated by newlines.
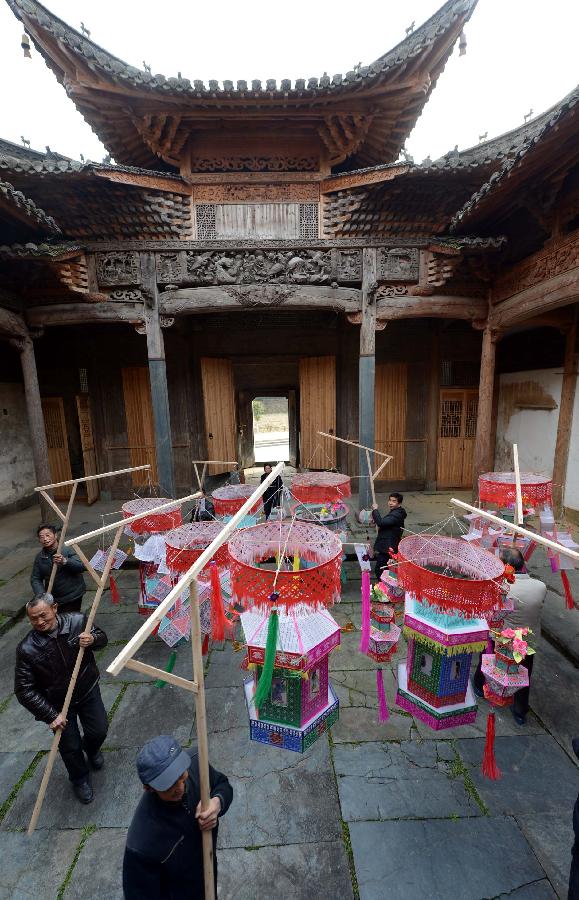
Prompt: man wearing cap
<box><xmin>123</xmin><ymin>734</ymin><xmax>233</xmax><ymax>899</ymax></box>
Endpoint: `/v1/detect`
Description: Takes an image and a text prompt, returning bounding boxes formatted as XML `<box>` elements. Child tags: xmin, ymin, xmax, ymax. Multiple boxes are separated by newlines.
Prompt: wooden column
<box><xmin>425</xmin><ymin>321</ymin><xmax>440</xmax><ymax>490</ymax></box>
<box><xmin>552</xmin><ymin>306</ymin><xmax>578</xmax><ymax>516</ymax></box>
<box><xmin>12</xmin><ymin>335</ymin><xmax>52</xmax><ymax>520</ymax></box>
<box><xmin>472</xmin><ymin>325</ymin><xmax>498</xmax><ymax>496</ymax></box>
<box><xmin>359</xmin><ymin>249</ymin><xmax>377</xmax><ymax>509</ymax></box>
<box><xmin>141</xmin><ymin>253</ymin><xmax>176</xmax><ymax>498</ymax></box>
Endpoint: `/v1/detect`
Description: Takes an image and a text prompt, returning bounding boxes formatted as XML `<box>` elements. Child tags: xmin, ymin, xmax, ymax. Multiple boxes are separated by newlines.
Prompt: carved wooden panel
<box><xmin>493</xmin><ymin>233</ymin><xmax>579</xmax><ymax>304</ymax></box>
<box><xmin>96</xmin><ymin>252</ymin><xmax>140</xmax><ymax>286</ymax></box>
<box><xmin>194</xmin><ymin>184</ymin><xmax>319</xmax><ymax>203</ymax></box>
<box><xmin>190</xmin><ymin>155</ymin><xmax>318</xmax><ymax>172</ymax></box>
<box><xmin>195</xmin><ymin>203</ymin><xmax>319</xmax><ymax>240</ymax></box>
<box><xmin>378</xmin><ymin>248</ymin><xmax>419</xmax><ymax>282</ymax></box>
<box><xmin>184</xmin><ymin>249</ymin><xmax>331</xmax><ymax>285</ymax></box>
<box><xmin>337</xmin><ymin>250</ymin><xmax>362</xmax><ymax>282</ymax></box>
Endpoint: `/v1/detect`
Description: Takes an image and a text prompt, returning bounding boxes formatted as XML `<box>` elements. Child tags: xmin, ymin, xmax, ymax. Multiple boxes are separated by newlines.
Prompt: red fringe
<box><xmin>109</xmin><ymin>576</ymin><xmax>120</xmax><ymax>605</ymax></box>
<box><xmin>202</xmin><ymin>634</ymin><xmax>209</xmax><ymax>656</ymax></box>
<box><xmin>376</xmin><ymin>668</ymin><xmax>389</xmax><ymax>722</ymax></box>
<box><xmin>482</xmin><ymin>712</ymin><xmax>501</xmax><ymax>780</ymax></box>
<box><xmin>210</xmin><ymin>562</ymin><xmax>231</xmax><ymax>642</ymax></box>
<box><xmin>478</xmin><ymin>477</ymin><xmax>552</xmax><ymax>508</ymax></box>
<box><xmin>561</xmin><ymin>571</ymin><xmax>575</xmax><ymax>610</ymax></box>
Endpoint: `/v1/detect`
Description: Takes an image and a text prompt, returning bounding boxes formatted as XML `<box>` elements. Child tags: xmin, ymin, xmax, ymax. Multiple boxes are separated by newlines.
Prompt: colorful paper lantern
<box><xmin>122</xmin><ymin>499</ymin><xmax>182</xmax><ymax>617</ymax></box>
<box><xmin>165</xmin><ymin>522</ymin><xmax>229</xmax><ymax>576</ymax></box>
<box><xmin>241</xmin><ymin>608</ymin><xmax>340</xmax><ymax>752</ymax></box>
<box><xmin>478</xmin><ymin>472</ymin><xmax>552</xmax><ymax>511</ymax></box>
<box><xmin>481</xmin><ymin>628</ymin><xmax>533</xmax><ymax>706</ymax></box>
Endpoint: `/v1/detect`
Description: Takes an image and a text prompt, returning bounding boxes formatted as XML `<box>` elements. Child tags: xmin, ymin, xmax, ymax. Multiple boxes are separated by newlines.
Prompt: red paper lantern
<box><xmin>212</xmin><ymin>484</ymin><xmax>263</xmax><ymax>516</ymax></box>
<box><xmin>229</xmin><ymin>522</ymin><xmax>342</xmax><ymax>613</ymax></box>
<box><xmin>396</xmin><ymin>534</ymin><xmax>506</xmax><ymax>618</ymax></box>
<box><xmin>122</xmin><ymin>498</ymin><xmax>182</xmax><ymax>535</ymax></box>
<box><xmin>165</xmin><ymin>522</ymin><xmax>229</xmax><ymax>575</ymax></box>
<box><xmin>478</xmin><ymin>472</ymin><xmax>552</xmax><ymax>509</ymax></box>
<box><xmin>291</xmin><ymin>472</ymin><xmax>351</xmax><ymax>505</ymax></box>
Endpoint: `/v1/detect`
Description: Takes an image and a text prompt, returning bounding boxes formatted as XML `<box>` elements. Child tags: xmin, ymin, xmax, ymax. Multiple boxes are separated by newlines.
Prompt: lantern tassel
<box><xmin>359</xmin><ymin>570</ymin><xmax>371</xmax><ymax>654</ymax></box>
<box><xmin>376</xmin><ymin>668</ymin><xmax>389</xmax><ymax>722</ymax></box>
<box><xmin>210</xmin><ymin>561</ymin><xmax>230</xmax><ymax>642</ymax></box>
<box><xmin>482</xmin><ymin>712</ymin><xmax>501</xmax><ymax>780</ymax></box>
<box><xmin>202</xmin><ymin>634</ymin><xmax>209</xmax><ymax>656</ymax></box>
<box><xmin>109</xmin><ymin>575</ymin><xmax>120</xmax><ymax>605</ymax></box>
<box><xmin>254</xmin><ymin>609</ymin><xmax>279</xmax><ymax>709</ymax></box>
<box><xmin>561</xmin><ymin>571</ymin><xmax>575</xmax><ymax>610</ymax></box>
<box><xmin>154</xmin><ymin>650</ymin><xmax>176</xmax><ymax>688</ymax></box>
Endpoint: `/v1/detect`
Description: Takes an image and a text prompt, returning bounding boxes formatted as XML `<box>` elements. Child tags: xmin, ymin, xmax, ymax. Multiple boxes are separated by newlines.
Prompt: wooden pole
<box><xmin>46</xmin><ymin>482</ymin><xmax>78</xmax><ymax>595</ymax></box>
<box><xmin>472</xmin><ymin>324</ymin><xmax>498</xmax><ymax>498</ymax></box>
<box><xmin>27</xmin><ymin>524</ymin><xmax>124</xmax><ymax>834</ymax></box>
<box><xmin>16</xmin><ymin>336</ymin><xmax>52</xmax><ymax>520</ymax></box>
<box><xmin>450</xmin><ymin>498</ymin><xmax>579</xmax><ymax>561</ymax></box>
<box><xmin>189</xmin><ymin>579</ymin><xmax>215</xmax><ymax>900</ymax></box>
<box><xmin>425</xmin><ymin>322</ymin><xmax>440</xmax><ymax>490</ymax></box>
<box><xmin>512</xmin><ymin>444</ymin><xmax>523</xmax><ymax>528</ymax></box>
<box><xmin>105</xmin><ymin>462</ymin><xmax>284</xmax><ymax>676</ymax></box>
<box><xmin>317</xmin><ymin>431</ymin><xmax>391</xmax><ymax>461</ymax></box>
<box><xmin>552</xmin><ymin>307</ymin><xmax>578</xmax><ymax>517</ymax></box>
<box><xmin>359</xmin><ymin>249</ymin><xmax>377</xmax><ymax>510</ymax></box>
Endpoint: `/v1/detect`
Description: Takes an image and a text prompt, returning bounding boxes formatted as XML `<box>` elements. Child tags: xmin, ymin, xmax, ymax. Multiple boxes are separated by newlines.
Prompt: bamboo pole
<box><xmin>317</xmin><ymin>431</ymin><xmax>392</xmax><ymax>460</ymax></box>
<box><xmin>451</xmin><ymin>498</ymin><xmax>579</xmax><ymax>561</ymax></box>
<box><xmin>46</xmin><ymin>482</ymin><xmax>78</xmax><ymax>595</ymax></box>
<box><xmin>27</xmin><ymin>524</ymin><xmax>125</xmax><ymax>834</ymax></box>
<box><xmin>64</xmin><ymin>494</ymin><xmax>201</xmax><ymax>546</ymax></box>
<box><xmin>365</xmin><ymin>449</ymin><xmax>377</xmax><ymax>507</ymax></box>
<box><xmin>35</xmin><ymin>465</ymin><xmax>151</xmax><ymax>492</ymax></box>
<box><xmin>512</xmin><ymin>444</ymin><xmax>523</xmax><ymax>527</ymax></box>
<box><xmin>106</xmin><ymin>462</ymin><xmax>284</xmax><ymax>677</ymax></box>
<box><xmin>189</xmin><ymin>579</ymin><xmax>215</xmax><ymax>900</ymax></box>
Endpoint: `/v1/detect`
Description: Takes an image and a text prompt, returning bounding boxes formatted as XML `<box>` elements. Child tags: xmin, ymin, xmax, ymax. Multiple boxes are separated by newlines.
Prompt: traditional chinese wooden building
<box><xmin>0</xmin><ymin>0</ymin><xmax>577</xmax><ymax>517</ymax></box>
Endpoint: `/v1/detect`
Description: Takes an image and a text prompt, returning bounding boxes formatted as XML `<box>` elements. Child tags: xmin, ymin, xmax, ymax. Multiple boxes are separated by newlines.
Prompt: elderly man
<box><xmin>14</xmin><ymin>593</ymin><xmax>108</xmax><ymax>803</ymax></box>
<box><xmin>123</xmin><ymin>734</ymin><xmax>233</xmax><ymax>899</ymax></box>
<box><xmin>473</xmin><ymin>547</ymin><xmax>546</xmax><ymax>725</ymax></box>
<box><xmin>31</xmin><ymin>523</ymin><xmax>87</xmax><ymax>613</ymax></box>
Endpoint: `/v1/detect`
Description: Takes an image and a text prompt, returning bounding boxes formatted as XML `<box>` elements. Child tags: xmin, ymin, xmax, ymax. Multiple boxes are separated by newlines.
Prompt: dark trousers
<box><xmin>473</xmin><ymin>652</ymin><xmax>534</xmax><ymax>718</ymax></box>
<box><xmin>375</xmin><ymin>553</ymin><xmax>390</xmax><ymax>581</ymax></box>
<box><xmin>59</xmin><ymin>685</ymin><xmax>108</xmax><ymax>783</ymax></box>
<box><xmin>58</xmin><ymin>596</ymin><xmax>83</xmax><ymax>613</ymax></box>
<box><xmin>264</xmin><ymin>499</ymin><xmax>279</xmax><ymax>520</ymax></box>
<box><xmin>569</xmin><ymin>796</ymin><xmax>579</xmax><ymax>899</ymax></box>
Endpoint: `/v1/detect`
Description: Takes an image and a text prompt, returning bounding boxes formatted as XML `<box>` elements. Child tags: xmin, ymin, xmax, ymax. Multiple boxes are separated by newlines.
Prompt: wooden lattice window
<box><xmin>464</xmin><ymin>396</ymin><xmax>479</xmax><ymax>439</ymax></box>
<box><xmin>440</xmin><ymin>399</ymin><xmax>463</xmax><ymax>438</ymax></box>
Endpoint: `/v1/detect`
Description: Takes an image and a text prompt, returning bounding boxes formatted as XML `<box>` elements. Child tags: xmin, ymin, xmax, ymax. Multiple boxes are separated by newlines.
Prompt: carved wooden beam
<box><xmin>160</xmin><ymin>284</ymin><xmax>361</xmax><ymax>315</ymax></box>
<box><xmin>369</xmin><ymin>292</ymin><xmax>487</xmax><ymax>322</ymax></box>
<box><xmin>92</xmin><ymin>169</ymin><xmax>191</xmax><ymax>195</ymax></box>
<box><xmin>489</xmin><ymin>267</ymin><xmax>579</xmax><ymax>329</ymax></box>
<box><xmin>26</xmin><ymin>302</ymin><xmax>143</xmax><ymax>327</ymax></box>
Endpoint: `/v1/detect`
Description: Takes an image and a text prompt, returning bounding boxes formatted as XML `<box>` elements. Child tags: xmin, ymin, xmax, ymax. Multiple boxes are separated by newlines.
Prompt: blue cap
<box><xmin>136</xmin><ymin>735</ymin><xmax>191</xmax><ymax>790</ymax></box>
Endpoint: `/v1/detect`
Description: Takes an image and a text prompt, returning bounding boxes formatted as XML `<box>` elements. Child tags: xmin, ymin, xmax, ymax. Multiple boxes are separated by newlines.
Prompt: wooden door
<box><xmin>121</xmin><ymin>367</ymin><xmax>158</xmax><ymax>486</ymax></box>
<box><xmin>237</xmin><ymin>390</ymin><xmax>255</xmax><ymax>469</ymax></box>
<box><xmin>76</xmin><ymin>395</ymin><xmax>99</xmax><ymax>503</ymax></box>
<box><xmin>200</xmin><ymin>358</ymin><xmax>237</xmax><ymax>474</ymax></box>
<box><xmin>375</xmin><ymin>363</ymin><xmax>407</xmax><ymax>480</ymax></box>
<box><xmin>436</xmin><ymin>389</ymin><xmax>479</xmax><ymax>488</ymax></box>
<box><xmin>41</xmin><ymin>397</ymin><xmax>73</xmax><ymax>500</ymax></box>
<box><xmin>299</xmin><ymin>356</ymin><xmax>336</xmax><ymax>469</ymax></box>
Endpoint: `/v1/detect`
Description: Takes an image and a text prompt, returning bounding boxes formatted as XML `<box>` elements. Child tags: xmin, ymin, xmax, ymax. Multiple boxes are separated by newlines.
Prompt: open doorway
<box><xmin>252</xmin><ymin>397</ymin><xmax>290</xmax><ymax>462</ymax></box>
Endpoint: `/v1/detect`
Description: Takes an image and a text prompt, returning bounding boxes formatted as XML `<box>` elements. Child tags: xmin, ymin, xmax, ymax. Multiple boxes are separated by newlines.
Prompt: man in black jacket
<box><xmin>14</xmin><ymin>593</ymin><xmax>108</xmax><ymax>804</ymax></box>
<box><xmin>371</xmin><ymin>492</ymin><xmax>407</xmax><ymax>580</ymax></box>
<box><xmin>123</xmin><ymin>734</ymin><xmax>233</xmax><ymax>899</ymax></box>
<box><xmin>31</xmin><ymin>524</ymin><xmax>87</xmax><ymax>612</ymax></box>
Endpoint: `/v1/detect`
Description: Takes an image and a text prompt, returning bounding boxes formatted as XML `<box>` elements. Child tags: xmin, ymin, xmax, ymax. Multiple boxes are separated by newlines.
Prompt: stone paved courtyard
<box><xmin>0</xmin><ymin>494</ymin><xmax>578</xmax><ymax>898</ymax></box>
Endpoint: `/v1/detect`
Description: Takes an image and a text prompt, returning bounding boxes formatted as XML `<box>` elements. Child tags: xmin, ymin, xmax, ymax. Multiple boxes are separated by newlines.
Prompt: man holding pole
<box><xmin>123</xmin><ymin>734</ymin><xmax>233</xmax><ymax>899</ymax></box>
<box><xmin>31</xmin><ymin>524</ymin><xmax>87</xmax><ymax>612</ymax></box>
<box><xmin>14</xmin><ymin>593</ymin><xmax>109</xmax><ymax>803</ymax></box>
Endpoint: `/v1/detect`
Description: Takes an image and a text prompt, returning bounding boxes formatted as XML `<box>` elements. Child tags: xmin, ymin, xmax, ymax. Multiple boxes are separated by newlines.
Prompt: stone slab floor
<box><xmin>0</xmin><ymin>496</ymin><xmax>577</xmax><ymax>898</ymax></box>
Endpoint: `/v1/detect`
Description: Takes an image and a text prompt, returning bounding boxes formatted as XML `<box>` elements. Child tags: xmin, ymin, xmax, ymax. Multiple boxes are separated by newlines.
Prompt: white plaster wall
<box><xmin>494</xmin><ymin>368</ymin><xmax>562</xmax><ymax>477</ymax></box>
<box><xmin>0</xmin><ymin>383</ymin><xmax>35</xmax><ymax>507</ymax></box>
